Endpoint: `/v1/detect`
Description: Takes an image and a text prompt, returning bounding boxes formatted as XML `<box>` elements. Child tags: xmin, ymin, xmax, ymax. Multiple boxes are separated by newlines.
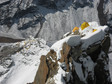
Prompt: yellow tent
<box><xmin>81</xmin><ymin>22</ymin><xmax>90</xmax><ymax>30</ymax></box>
<box><xmin>92</xmin><ymin>29</ymin><xmax>97</xmax><ymax>32</ymax></box>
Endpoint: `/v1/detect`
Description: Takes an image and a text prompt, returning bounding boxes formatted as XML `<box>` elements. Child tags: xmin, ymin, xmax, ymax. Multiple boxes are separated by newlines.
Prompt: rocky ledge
<box><xmin>32</xmin><ymin>22</ymin><xmax>111</xmax><ymax>84</ymax></box>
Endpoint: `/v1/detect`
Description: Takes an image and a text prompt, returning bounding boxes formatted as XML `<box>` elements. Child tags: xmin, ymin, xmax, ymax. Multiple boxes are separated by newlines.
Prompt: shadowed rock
<box><xmin>0</xmin><ymin>36</ymin><xmax>24</xmax><ymax>43</ymax></box>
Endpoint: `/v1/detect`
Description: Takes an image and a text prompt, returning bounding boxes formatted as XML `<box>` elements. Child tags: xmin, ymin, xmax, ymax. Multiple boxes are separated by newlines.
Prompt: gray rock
<box><xmin>0</xmin><ymin>0</ymin><xmax>111</xmax><ymax>43</ymax></box>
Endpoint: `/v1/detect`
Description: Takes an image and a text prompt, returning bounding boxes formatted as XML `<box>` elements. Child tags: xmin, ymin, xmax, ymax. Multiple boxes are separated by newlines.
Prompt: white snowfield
<box><xmin>0</xmin><ymin>37</ymin><xmax>50</xmax><ymax>84</ymax></box>
<box><xmin>51</xmin><ymin>22</ymin><xmax>109</xmax><ymax>84</ymax></box>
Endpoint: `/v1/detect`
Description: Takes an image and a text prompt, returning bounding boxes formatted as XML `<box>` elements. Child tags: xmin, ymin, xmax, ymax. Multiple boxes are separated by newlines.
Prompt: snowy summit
<box><xmin>33</xmin><ymin>21</ymin><xmax>110</xmax><ymax>84</ymax></box>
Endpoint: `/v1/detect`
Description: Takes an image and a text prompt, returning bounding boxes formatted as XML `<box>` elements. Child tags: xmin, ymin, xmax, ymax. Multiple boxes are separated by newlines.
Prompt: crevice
<box><xmin>34</xmin><ymin>16</ymin><xmax>44</xmax><ymax>38</ymax></box>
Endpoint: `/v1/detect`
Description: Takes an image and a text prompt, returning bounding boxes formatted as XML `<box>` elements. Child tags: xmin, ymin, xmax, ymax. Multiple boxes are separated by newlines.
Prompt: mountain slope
<box><xmin>0</xmin><ymin>37</ymin><xmax>50</xmax><ymax>84</ymax></box>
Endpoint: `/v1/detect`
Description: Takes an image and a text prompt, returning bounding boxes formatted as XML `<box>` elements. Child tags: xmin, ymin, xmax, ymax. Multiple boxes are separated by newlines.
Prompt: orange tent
<box><xmin>72</xmin><ymin>27</ymin><xmax>79</xmax><ymax>32</ymax></box>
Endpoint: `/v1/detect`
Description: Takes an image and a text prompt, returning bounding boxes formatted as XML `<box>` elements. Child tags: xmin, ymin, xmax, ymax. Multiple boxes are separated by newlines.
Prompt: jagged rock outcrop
<box><xmin>33</xmin><ymin>55</ymin><xmax>48</xmax><ymax>84</ymax></box>
<box><xmin>33</xmin><ymin>49</ymin><xmax>59</xmax><ymax>84</ymax></box>
<box><xmin>33</xmin><ymin>36</ymin><xmax>110</xmax><ymax>84</ymax></box>
<box><xmin>32</xmin><ymin>22</ymin><xmax>111</xmax><ymax>84</ymax></box>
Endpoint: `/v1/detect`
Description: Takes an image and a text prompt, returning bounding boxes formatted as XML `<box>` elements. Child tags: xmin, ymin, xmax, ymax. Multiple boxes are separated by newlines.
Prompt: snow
<box><xmin>0</xmin><ymin>31</ymin><xmax>24</xmax><ymax>39</ymax></box>
<box><xmin>73</xmin><ymin>56</ymin><xmax>94</xmax><ymax>83</ymax></box>
<box><xmin>51</xmin><ymin>21</ymin><xmax>109</xmax><ymax>83</ymax></box>
<box><xmin>0</xmin><ymin>66</ymin><xmax>8</xmax><ymax>76</ymax></box>
<box><xmin>73</xmin><ymin>56</ymin><xmax>94</xmax><ymax>82</ymax></box>
<box><xmin>8</xmin><ymin>23</ymin><xmax>24</xmax><ymax>38</ymax></box>
<box><xmin>81</xmin><ymin>29</ymin><xmax>105</xmax><ymax>50</ymax></box>
<box><xmin>88</xmin><ymin>21</ymin><xmax>99</xmax><ymax>27</ymax></box>
<box><xmin>79</xmin><ymin>26</ymin><xmax>93</xmax><ymax>35</ymax></box>
<box><xmin>51</xmin><ymin>35</ymin><xmax>81</xmax><ymax>60</ymax></box>
<box><xmin>80</xmin><ymin>56</ymin><xmax>94</xmax><ymax>72</ymax></box>
<box><xmin>49</xmin><ymin>56</ymin><xmax>56</xmax><ymax>62</ymax></box>
<box><xmin>80</xmin><ymin>22</ymin><xmax>108</xmax><ymax>50</ymax></box>
<box><xmin>0</xmin><ymin>37</ymin><xmax>50</xmax><ymax>84</ymax></box>
<box><xmin>79</xmin><ymin>22</ymin><xmax>108</xmax><ymax>36</ymax></box>
<box><xmin>63</xmin><ymin>32</ymin><xmax>71</xmax><ymax>38</ymax></box>
<box><xmin>66</xmin><ymin>35</ymin><xmax>81</xmax><ymax>46</ymax></box>
<box><xmin>46</xmin><ymin>60</ymin><xmax>71</xmax><ymax>84</ymax></box>
<box><xmin>53</xmin><ymin>62</ymin><xmax>66</xmax><ymax>84</ymax></box>
<box><xmin>51</xmin><ymin>22</ymin><xmax>108</xmax><ymax>59</ymax></box>
<box><xmin>0</xmin><ymin>21</ymin><xmax>110</xmax><ymax>84</ymax></box>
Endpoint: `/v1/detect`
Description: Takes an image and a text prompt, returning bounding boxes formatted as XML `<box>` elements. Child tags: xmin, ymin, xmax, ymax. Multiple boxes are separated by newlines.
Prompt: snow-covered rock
<box><xmin>33</xmin><ymin>22</ymin><xmax>111</xmax><ymax>84</ymax></box>
<box><xmin>0</xmin><ymin>37</ymin><xmax>50</xmax><ymax>84</ymax></box>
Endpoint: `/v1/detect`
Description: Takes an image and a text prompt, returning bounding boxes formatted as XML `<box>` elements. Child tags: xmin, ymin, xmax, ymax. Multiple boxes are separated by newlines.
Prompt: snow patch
<box><xmin>53</xmin><ymin>62</ymin><xmax>66</xmax><ymax>84</ymax></box>
<box><xmin>51</xmin><ymin>35</ymin><xmax>81</xmax><ymax>60</ymax></box>
<box><xmin>81</xmin><ymin>29</ymin><xmax>105</xmax><ymax>50</ymax></box>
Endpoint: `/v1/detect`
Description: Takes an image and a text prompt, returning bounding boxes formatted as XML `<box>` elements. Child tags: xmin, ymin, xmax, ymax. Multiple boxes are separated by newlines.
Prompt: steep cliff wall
<box><xmin>0</xmin><ymin>0</ymin><xmax>112</xmax><ymax>43</ymax></box>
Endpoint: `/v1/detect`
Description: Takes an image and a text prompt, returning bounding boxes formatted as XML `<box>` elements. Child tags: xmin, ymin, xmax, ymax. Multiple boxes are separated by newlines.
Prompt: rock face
<box><xmin>0</xmin><ymin>0</ymin><xmax>112</xmax><ymax>43</ymax></box>
<box><xmin>33</xmin><ymin>55</ymin><xmax>48</xmax><ymax>84</ymax></box>
<box><xmin>33</xmin><ymin>34</ymin><xmax>111</xmax><ymax>84</ymax></box>
<box><xmin>0</xmin><ymin>36</ymin><xmax>24</xmax><ymax>43</ymax></box>
<box><xmin>33</xmin><ymin>49</ymin><xmax>59</xmax><ymax>84</ymax></box>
